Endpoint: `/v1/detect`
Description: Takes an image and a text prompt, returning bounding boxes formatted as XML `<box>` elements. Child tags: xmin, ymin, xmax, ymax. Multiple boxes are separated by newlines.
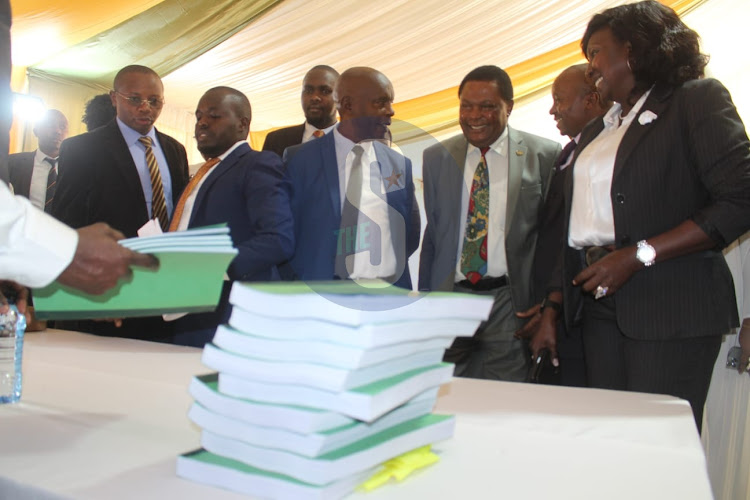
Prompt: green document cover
<box><xmin>33</xmin><ymin>226</ymin><xmax>237</xmax><ymax>320</ymax></box>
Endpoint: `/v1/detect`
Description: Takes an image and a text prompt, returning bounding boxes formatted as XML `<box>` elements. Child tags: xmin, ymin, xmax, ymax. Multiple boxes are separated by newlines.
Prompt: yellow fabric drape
<box><xmin>254</xmin><ymin>0</ymin><xmax>706</xmax><ymax>147</ymax></box>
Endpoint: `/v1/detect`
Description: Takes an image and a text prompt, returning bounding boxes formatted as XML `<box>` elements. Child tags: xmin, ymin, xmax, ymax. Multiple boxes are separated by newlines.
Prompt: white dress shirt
<box><xmin>455</xmin><ymin>128</ymin><xmax>510</xmax><ymax>281</ymax></box>
<box><xmin>0</xmin><ymin>181</ymin><xmax>77</xmax><ymax>287</ymax></box>
<box><xmin>302</xmin><ymin>121</ymin><xmax>336</xmax><ymax>143</ymax></box>
<box><xmin>569</xmin><ymin>89</ymin><xmax>652</xmax><ymax>248</ymax></box>
<box><xmin>333</xmin><ymin>128</ymin><xmax>398</xmax><ymax>280</ymax></box>
<box><xmin>28</xmin><ymin>149</ymin><xmax>56</xmax><ymax>210</ymax></box>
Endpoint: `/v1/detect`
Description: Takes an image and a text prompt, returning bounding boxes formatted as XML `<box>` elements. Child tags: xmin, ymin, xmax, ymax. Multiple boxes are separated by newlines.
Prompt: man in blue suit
<box><xmin>283</xmin><ymin>67</ymin><xmax>419</xmax><ymax>289</ymax></box>
<box><xmin>171</xmin><ymin>86</ymin><xmax>294</xmax><ymax>346</ymax></box>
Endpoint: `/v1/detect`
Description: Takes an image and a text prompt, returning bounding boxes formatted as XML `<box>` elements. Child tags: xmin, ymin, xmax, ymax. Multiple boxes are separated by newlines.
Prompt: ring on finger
<box><xmin>594</xmin><ymin>285</ymin><xmax>608</xmax><ymax>300</ymax></box>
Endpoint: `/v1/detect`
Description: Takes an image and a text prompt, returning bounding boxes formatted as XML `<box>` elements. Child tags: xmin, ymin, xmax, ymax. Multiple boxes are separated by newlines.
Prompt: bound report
<box><xmin>33</xmin><ymin>225</ymin><xmax>237</xmax><ymax>320</ymax></box>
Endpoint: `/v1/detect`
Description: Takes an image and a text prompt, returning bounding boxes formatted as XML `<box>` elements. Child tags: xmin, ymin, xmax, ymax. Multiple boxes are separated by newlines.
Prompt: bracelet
<box><xmin>540</xmin><ymin>297</ymin><xmax>562</xmax><ymax>313</ymax></box>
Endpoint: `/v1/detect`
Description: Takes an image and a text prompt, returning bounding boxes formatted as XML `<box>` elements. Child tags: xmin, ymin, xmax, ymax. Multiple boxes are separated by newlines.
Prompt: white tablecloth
<box><xmin>0</xmin><ymin>330</ymin><xmax>713</xmax><ymax>499</ymax></box>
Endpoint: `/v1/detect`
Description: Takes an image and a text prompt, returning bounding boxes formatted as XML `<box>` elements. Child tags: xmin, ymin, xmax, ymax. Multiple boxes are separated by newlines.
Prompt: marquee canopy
<box><xmin>9</xmin><ymin>0</ymin><xmax>707</xmax><ymax>158</ymax></box>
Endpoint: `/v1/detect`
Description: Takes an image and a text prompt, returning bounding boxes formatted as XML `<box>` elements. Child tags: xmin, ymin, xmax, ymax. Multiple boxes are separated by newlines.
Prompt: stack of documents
<box><xmin>33</xmin><ymin>225</ymin><xmax>237</xmax><ymax>319</ymax></box>
<box><xmin>177</xmin><ymin>281</ymin><xmax>493</xmax><ymax>499</ymax></box>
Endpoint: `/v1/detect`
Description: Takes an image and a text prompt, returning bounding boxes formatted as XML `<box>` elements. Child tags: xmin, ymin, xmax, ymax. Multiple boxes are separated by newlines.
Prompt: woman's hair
<box><xmin>82</xmin><ymin>93</ymin><xmax>116</xmax><ymax>131</ymax></box>
<box><xmin>581</xmin><ymin>0</ymin><xmax>708</xmax><ymax>98</ymax></box>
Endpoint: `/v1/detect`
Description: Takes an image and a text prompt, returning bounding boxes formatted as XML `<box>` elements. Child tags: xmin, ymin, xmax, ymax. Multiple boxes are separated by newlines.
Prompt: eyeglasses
<box><xmin>114</xmin><ymin>91</ymin><xmax>164</xmax><ymax>109</ymax></box>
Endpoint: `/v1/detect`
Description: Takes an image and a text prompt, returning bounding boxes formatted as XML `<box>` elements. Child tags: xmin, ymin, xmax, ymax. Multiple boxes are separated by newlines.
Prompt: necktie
<box><xmin>312</xmin><ymin>129</ymin><xmax>325</xmax><ymax>138</ymax></box>
<box><xmin>554</xmin><ymin>140</ymin><xmax>577</xmax><ymax>171</ymax></box>
<box><xmin>138</xmin><ymin>136</ymin><xmax>169</xmax><ymax>231</ymax></box>
<box><xmin>460</xmin><ymin>147</ymin><xmax>490</xmax><ymax>284</ymax></box>
<box><xmin>168</xmin><ymin>157</ymin><xmax>221</xmax><ymax>232</ymax></box>
<box><xmin>335</xmin><ymin>145</ymin><xmax>365</xmax><ymax>279</ymax></box>
<box><xmin>43</xmin><ymin>157</ymin><xmax>57</xmax><ymax>213</ymax></box>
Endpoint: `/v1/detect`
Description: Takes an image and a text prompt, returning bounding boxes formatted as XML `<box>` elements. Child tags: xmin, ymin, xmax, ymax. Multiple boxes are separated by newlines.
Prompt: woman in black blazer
<box><xmin>535</xmin><ymin>0</ymin><xmax>750</xmax><ymax>430</ymax></box>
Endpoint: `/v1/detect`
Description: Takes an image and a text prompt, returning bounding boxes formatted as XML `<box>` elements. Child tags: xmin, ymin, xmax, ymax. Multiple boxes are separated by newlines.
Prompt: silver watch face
<box><xmin>637</xmin><ymin>243</ymin><xmax>656</xmax><ymax>263</ymax></box>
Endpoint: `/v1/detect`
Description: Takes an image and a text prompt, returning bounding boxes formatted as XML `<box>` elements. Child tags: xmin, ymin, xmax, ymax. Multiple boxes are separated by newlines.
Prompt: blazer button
<box><xmin>615</xmin><ymin>193</ymin><xmax>626</xmax><ymax>204</ymax></box>
<box><xmin>620</xmin><ymin>235</ymin><xmax>631</xmax><ymax>245</ymax></box>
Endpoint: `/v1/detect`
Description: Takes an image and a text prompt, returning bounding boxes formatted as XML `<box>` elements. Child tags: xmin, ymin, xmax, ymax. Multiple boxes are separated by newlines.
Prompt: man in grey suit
<box><xmin>419</xmin><ymin>65</ymin><xmax>560</xmax><ymax>381</ymax></box>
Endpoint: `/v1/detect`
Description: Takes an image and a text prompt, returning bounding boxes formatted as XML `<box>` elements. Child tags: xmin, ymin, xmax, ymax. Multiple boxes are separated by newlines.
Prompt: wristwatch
<box><xmin>636</xmin><ymin>240</ymin><xmax>656</xmax><ymax>267</ymax></box>
<box><xmin>540</xmin><ymin>297</ymin><xmax>562</xmax><ymax>313</ymax></box>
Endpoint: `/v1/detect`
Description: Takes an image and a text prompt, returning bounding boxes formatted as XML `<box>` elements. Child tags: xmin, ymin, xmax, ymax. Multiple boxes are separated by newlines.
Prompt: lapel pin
<box><xmin>515</xmin><ymin>150</ymin><xmax>524</xmax><ymax>156</ymax></box>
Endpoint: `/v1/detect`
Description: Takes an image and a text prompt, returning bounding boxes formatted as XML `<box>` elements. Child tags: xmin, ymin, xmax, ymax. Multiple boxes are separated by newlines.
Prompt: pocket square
<box><xmin>638</xmin><ymin>110</ymin><xmax>658</xmax><ymax>125</ymax></box>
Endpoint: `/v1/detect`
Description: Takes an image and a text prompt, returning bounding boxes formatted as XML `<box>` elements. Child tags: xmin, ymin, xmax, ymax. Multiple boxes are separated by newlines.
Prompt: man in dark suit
<box><xmin>419</xmin><ymin>65</ymin><xmax>560</xmax><ymax>382</ymax></box>
<box><xmin>262</xmin><ymin>65</ymin><xmax>339</xmax><ymax>158</ymax></box>
<box><xmin>284</xmin><ymin>67</ymin><xmax>419</xmax><ymax>289</ymax></box>
<box><xmin>52</xmin><ymin>65</ymin><xmax>189</xmax><ymax>341</ymax></box>
<box><xmin>515</xmin><ymin>64</ymin><xmax>610</xmax><ymax>386</ymax></box>
<box><xmin>8</xmin><ymin>109</ymin><xmax>68</xmax><ymax>211</ymax></box>
<box><xmin>170</xmin><ymin>86</ymin><xmax>294</xmax><ymax>346</ymax></box>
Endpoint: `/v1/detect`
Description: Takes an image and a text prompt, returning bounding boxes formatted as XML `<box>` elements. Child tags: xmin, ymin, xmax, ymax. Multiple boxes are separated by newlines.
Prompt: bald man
<box><xmin>282</xmin><ymin>67</ymin><xmax>420</xmax><ymax>289</ymax></box>
<box><xmin>8</xmin><ymin>109</ymin><xmax>68</xmax><ymax>211</ymax></box>
<box><xmin>515</xmin><ymin>64</ymin><xmax>610</xmax><ymax>384</ymax></box>
<box><xmin>263</xmin><ymin>65</ymin><xmax>339</xmax><ymax>158</ymax></box>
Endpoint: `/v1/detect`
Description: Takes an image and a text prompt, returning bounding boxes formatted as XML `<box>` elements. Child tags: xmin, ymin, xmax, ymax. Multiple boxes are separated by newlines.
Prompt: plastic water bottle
<box><xmin>0</xmin><ymin>305</ymin><xmax>27</xmax><ymax>403</ymax></box>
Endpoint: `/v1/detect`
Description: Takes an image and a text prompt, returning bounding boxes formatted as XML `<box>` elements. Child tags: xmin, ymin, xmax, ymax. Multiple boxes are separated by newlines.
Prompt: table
<box><xmin>0</xmin><ymin>330</ymin><xmax>713</xmax><ymax>499</ymax></box>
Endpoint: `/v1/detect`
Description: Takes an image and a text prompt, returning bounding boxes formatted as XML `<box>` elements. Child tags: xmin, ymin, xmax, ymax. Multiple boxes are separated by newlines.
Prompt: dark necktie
<box><xmin>43</xmin><ymin>157</ymin><xmax>57</xmax><ymax>213</ymax></box>
<box><xmin>554</xmin><ymin>140</ymin><xmax>577</xmax><ymax>172</ymax></box>
<box><xmin>460</xmin><ymin>147</ymin><xmax>490</xmax><ymax>284</ymax></box>
<box><xmin>335</xmin><ymin>145</ymin><xmax>365</xmax><ymax>279</ymax></box>
<box><xmin>137</xmin><ymin>136</ymin><xmax>169</xmax><ymax>231</ymax></box>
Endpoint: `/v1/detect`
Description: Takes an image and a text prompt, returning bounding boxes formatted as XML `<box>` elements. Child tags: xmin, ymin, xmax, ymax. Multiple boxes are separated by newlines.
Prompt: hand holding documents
<box><xmin>33</xmin><ymin>225</ymin><xmax>237</xmax><ymax>320</ymax></box>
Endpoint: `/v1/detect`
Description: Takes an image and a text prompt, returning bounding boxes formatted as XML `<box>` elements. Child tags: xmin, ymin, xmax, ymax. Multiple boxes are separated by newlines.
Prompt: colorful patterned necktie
<box><xmin>43</xmin><ymin>157</ymin><xmax>57</xmax><ymax>213</ymax></box>
<box><xmin>137</xmin><ymin>136</ymin><xmax>169</xmax><ymax>231</ymax></box>
<box><xmin>312</xmin><ymin>129</ymin><xmax>325</xmax><ymax>138</ymax></box>
<box><xmin>460</xmin><ymin>147</ymin><xmax>490</xmax><ymax>284</ymax></box>
<box><xmin>168</xmin><ymin>157</ymin><xmax>220</xmax><ymax>232</ymax></box>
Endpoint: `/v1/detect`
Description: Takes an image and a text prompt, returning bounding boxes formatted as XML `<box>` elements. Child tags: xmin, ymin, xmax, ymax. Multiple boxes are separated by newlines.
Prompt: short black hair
<box><xmin>82</xmin><ymin>94</ymin><xmax>116</xmax><ymax>131</ymax></box>
<box><xmin>113</xmin><ymin>65</ymin><xmax>161</xmax><ymax>91</ymax></box>
<box><xmin>458</xmin><ymin>65</ymin><xmax>514</xmax><ymax>102</ymax></box>
<box><xmin>306</xmin><ymin>65</ymin><xmax>339</xmax><ymax>78</ymax></box>
<box><xmin>204</xmin><ymin>86</ymin><xmax>252</xmax><ymax>122</ymax></box>
<box><xmin>582</xmin><ymin>0</ymin><xmax>707</xmax><ymax>97</ymax></box>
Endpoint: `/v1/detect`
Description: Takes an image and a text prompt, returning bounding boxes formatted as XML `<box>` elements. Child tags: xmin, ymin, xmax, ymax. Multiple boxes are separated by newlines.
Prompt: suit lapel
<box><xmin>104</xmin><ymin>122</ymin><xmax>147</xmax><ymax>209</ymax></box>
<box><xmin>444</xmin><ymin>135</ymin><xmax>468</xmax><ymax>262</ymax></box>
<box><xmin>612</xmin><ymin>83</ymin><xmax>673</xmax><ymax>181</ymax></box>
<box><xmin>320</xmin><ymin>133</ymin><xmax>341</xmax><ymax>220</ymax></box>
<box><xmin>505</xmin><ymin>127</ymin><xmax>526</xmax><ymax>232</ymax></box>
<box><xmin>190</xmin><ymin>144</ymin><xmax>247</xmax><ymax>226</ymax></box>
<box><xmin>157</xmin><ymin>129</ymin><xmax>188</xmax><ymax>203</ymax></box>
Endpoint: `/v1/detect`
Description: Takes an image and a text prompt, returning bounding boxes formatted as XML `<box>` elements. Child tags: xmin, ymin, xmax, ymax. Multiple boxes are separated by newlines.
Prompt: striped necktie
<box><xmin>43</xmin><ymin>157</ymin><xmax>57</xmax><ymax>213</ymax></box>
<box><xmin>168</xmin><ymin>157</ymin><xmax>220</xmax><ymax>232</ymax></box>
<box><xmin>138</xmin><ymin>136</ymin><xmax>169</xmax><ymax>231</ymax></box>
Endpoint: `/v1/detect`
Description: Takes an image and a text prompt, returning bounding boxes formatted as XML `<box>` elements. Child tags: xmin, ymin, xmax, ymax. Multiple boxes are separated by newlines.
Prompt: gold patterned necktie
<box><xmin>138</xmin><ymin>136</ymin><xmax>169</xmax><ymax>231</ymax></box>
<box><xmin>43</xmin><ymin>157</ymin><xmax>57</xmax><ymax>213</ymax></box>
<box><xmin>168</xmin><ymin>157</ymin><xmax>221</xmax><ymax>232</ymax></box>
<box><xmin>460</xmin><ymin>147</ymin><xmax>490</xmax><ymax>284</ymax></box>
<box><xmin>312</xmin><ymin>129</ymin><xmax>325</xmax><ymax>138</ymax></box>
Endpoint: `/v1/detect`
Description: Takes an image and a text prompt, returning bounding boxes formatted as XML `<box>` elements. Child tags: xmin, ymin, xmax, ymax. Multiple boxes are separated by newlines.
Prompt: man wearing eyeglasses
<box><xmin>52</xmin><ymin>65</ymin><xmax>189</xmax><ymax>342</ymax></box>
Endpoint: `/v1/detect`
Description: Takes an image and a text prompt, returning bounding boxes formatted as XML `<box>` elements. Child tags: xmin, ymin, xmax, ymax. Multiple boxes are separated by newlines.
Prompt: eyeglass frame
<box><xmin>112</xmin><ymin>91</ymin><xmax>165</xmax><ymax>109</ymax></box>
